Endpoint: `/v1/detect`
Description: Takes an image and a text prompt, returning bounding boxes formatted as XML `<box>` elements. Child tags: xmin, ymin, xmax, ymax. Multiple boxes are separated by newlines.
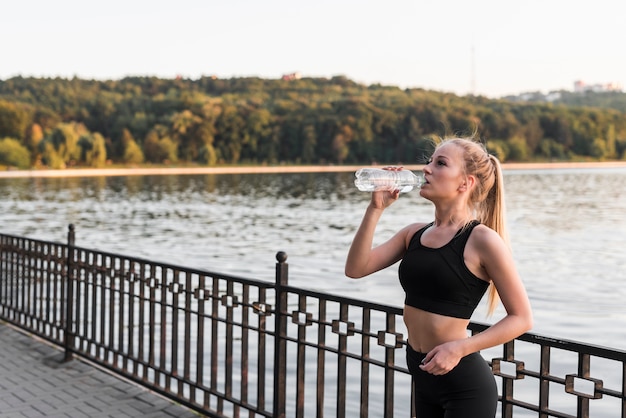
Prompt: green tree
<box><xmin>33</xmin><ymin>107</ymin><xmax>62</xmax><ymax>132</ymax></box>
<box><xmin>257</xmin><ymin>125</ymin><xmax>280</xmax><ymax>164</ymax></box>
<box><xmin>39</xmin><ymin>141</ymin><xmax>64</xmax><ymax>169</ymax></box>
<box><xmin>332</xmin><ymin>124</ymin><xmax>353</xmax><ymax>164</ymax></box>
<box><xmin>193</xmin><ymin>122</ymin><xmax>217</xmax><ymax>164</ymax></box>
<box><xmin>170</xmin><ymin>110</ymin><xmax>203</xmax><ymax>161</ymax></box>
<box><xmin>537</xmin><ymin>138</ymin><xmax>567</xmax><ymax>160</ymax></box>
<box><xmin>198</xmin><ymin>143</ymin><xmax>218</xmax><ymax>165</ymax></box>
<box><xmin>371</xmin><ymin>108</ymin><xmax>401</xmax><ymax>163</ymax></box>
<box><xmin>143</xmin><ymin>127</ymin><xmax>178</xmax><ymax>163</ymax></box>
<box><xmin>506</xmin><ymin>135</ymin><xmax>529</xmax><ymax>161</ymax></box>
<box><xmin>544</xmin><ymin>114</ymin><xmax>574</xmax><ymax>149</ymax></box>
<box><xmin>486</xmin><ymin>139</ymin><xmax>509</xmax><ymax>162</ymax></box>
<box><xmin>39</xmin><ymin>122</ymin><xmax>86</xmax><ymax>167</ymax></box>
<box><xmin>0</xmin><ymin>100</ymin><xmax>32</xmax><ymax>139</ymax></box>
<box><xmin>589</xmin><ymin>137</ymin><xmax>608</xmax><ymax>159</ymax></box>
<box><xmin>23</xmin><ymin>123</ymin><xmax>45</xmax><ymax>165</ymax></box>
<box><xmin>517</xmin><ymin>111</ymin><xmax>543</xmax><ymax>154</ymax></box>
<box><xmin>214</xmin><ymin>104</ymin><xmax>246</xmax><ymax>163</ymax></box>
<box><xmin>616</xmin><ymin>138</ymin><xmax>626</xmax><ymax>160</ymax></box>
<box><xmin>300</xmin><ymin>124</ymin><xmax>317</xmax><ymax>163</ymax></box>
<box><xmin>0</xmin><ymin>137</ymin><xmax>31</xmax><ymax>169</ymax></box>
<box><xmin>605</xmin><ymin>124</ymin><xmax>617</xmax><ymax>159</ymax></box>
<box><xmin>241</xmin><ymin>108</ymin><xmax>272</xmax><ymax>162</ymax></box>
<box><xmin>120</xmin><ymin>129</ymin><xmax>144</xmax><ymax>164</ymax></box>
<box><xmin>78</xmin><ymin>132</ymin><xmax>107</xmax><ymax>167</ymax></box>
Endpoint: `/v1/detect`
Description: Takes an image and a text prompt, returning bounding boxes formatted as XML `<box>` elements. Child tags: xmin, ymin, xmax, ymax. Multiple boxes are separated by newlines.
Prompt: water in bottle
<box><xmin>354</xmin><ymin>168</ymin><xmax>423</xmax><ymax>193</ymax></box>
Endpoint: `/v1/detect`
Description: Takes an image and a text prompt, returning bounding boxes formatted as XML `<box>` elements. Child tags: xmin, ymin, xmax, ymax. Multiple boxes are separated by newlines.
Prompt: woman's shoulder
<box><xmin>468</xmin><ymin>223</ymin><xmax>506</xmax><ymax>250</ymax></box>
<box><xmin>403</xmin><ymin>221</ymin><xmax>432</xmax><ymax>235</ymax></box>
<box><xmin>398</xmin><ymin>221</ymin><xmax>431</xmax><ymax>244</ymax></box>
<box><xmin>469</xmin><ymin>222</ymin><xmax>497</xmax><ymax>237</ymax></box>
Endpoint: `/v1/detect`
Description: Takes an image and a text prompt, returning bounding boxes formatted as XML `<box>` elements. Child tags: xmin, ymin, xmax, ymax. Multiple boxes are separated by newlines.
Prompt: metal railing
<box><xmin>1</xmin><ymin>225</ymin><xmax>625</xmax><ymax>418</ymax></box>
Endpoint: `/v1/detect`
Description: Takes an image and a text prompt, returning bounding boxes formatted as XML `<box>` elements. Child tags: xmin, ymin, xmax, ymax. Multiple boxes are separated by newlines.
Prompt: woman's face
<box><xmin>420</xmin><ymin>143</ymin><xmax>467</xmax><ymax>199</ymax></box>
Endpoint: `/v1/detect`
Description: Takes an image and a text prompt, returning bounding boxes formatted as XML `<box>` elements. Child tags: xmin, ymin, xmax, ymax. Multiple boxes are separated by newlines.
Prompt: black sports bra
<box><xmin>398</xmin><ymin>220</ymin><xmax>489</xmax><ymax>319</ymax></box>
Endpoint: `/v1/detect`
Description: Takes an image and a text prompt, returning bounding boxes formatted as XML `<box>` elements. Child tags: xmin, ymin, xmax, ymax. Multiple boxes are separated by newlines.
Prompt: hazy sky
<box><xmin>1</xmin><ymin>0</ymin><xmax>624</xmax><ymax>98</ymax></box>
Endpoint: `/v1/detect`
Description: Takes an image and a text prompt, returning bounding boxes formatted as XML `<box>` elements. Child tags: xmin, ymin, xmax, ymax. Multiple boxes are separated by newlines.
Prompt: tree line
<box><xmin>1</xmin><ymin>75</ymin><xmax>626</xmax><ymax>170</ymax></box>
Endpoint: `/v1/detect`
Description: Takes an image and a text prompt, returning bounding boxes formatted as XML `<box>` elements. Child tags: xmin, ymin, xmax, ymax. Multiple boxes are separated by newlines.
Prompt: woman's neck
<box><xmin>433</xmin><ymin>208</ymin><xmax>472</xmax><ymax>228</ymax></box>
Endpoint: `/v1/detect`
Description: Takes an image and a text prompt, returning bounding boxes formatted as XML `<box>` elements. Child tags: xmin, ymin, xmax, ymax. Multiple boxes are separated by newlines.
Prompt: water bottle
<box><xmin>354</xmin><ymin>168</ymin><xmax>423</xmax><ymax>193</ymax></box>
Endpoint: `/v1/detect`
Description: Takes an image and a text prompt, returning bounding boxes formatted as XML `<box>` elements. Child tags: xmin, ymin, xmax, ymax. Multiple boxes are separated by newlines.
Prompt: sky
<box><xmin>1</xmin><ymin>0</ymin><xmax>624</xmax><ymax>98</ymax></box>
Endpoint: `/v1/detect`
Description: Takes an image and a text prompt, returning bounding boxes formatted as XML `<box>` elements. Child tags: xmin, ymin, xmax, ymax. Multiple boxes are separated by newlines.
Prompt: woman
<box><xmin>345</xmin><ymin>137</ymin><xmax>533</xmax><ymax>417</ymax></box>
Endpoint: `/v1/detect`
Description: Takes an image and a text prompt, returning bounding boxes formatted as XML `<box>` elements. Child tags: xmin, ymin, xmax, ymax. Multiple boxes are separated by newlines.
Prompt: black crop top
<box><xmin>398</xmin><ymin>220</ymin><xmax>489</xmax><ymax>319</ymax></box>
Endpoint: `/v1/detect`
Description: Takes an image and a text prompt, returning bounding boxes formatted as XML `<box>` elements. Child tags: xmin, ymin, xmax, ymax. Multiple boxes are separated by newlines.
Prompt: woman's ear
<box><xmin>459</xmin><ymin>175</ymin><xmax>476</xmax><ymax>191</ymax></box>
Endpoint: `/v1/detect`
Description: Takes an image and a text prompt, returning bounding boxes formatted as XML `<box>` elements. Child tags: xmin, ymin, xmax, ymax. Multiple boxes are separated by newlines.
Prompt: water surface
<box><xmin>2</xmin><ymin>167</ymin><xmax>625</xmax><ymax>349</ymax></box>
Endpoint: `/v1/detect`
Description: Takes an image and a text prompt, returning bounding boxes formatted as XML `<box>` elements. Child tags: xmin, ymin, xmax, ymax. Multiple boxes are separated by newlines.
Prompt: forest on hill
<box><xmin>1</xmin><ymin>75</ymin><xmax>625</xmax><ymax>170</ymax></box>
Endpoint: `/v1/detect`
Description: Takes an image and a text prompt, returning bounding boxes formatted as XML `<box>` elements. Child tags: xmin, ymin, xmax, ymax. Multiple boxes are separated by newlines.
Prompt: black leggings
<box><xmin>406</xmin><ymin>344</ymin><xmax>498</xmax><ymax>418</ymax></box>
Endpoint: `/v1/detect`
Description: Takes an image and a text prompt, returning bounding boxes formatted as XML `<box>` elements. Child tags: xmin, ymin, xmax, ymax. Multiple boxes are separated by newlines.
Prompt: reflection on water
<box><xmin>1</xmin><ymin>168</ymin><xmax>626</xmax><ymax>349</ymax></box>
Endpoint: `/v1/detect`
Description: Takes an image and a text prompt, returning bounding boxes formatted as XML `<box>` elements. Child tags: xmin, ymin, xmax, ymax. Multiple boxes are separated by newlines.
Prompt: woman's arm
<box><xmin>461</xmin><ymin>226</ymin><xmax>533</xmax><ymax>351</ymax></box>
<box><xmin>345</xmin><ymin>189</ymin><xmax>410</xmax><ymax>278</ymax></box>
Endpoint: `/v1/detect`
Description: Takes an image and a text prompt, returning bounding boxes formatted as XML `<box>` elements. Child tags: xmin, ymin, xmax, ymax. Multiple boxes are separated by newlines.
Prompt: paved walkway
<box><xmin>0</xmin><ymin>323</ymin><xmax>200</xmax><ymax>418</ymax></box>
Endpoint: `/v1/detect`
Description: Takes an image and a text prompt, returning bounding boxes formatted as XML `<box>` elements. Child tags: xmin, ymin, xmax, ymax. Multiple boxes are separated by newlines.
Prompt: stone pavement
<box><xmin>0</xmin><ymin>322</ymin><xmax>201</xmax><ymax>418</ymax></box>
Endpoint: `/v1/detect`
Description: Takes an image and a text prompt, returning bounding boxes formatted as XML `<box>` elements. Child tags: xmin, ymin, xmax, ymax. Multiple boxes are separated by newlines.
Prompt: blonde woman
<box><xmin>345</xmin><ymin>137</ymin><xmax>533</xmax><ymax>417</ymax></box>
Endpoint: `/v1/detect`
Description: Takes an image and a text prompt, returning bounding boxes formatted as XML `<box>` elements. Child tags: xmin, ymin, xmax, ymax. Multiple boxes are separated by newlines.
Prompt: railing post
<box><xmin>63</xmin><ymin>224</ymin><xmax>76</xmax><ymax>362</ymax></box>
<box><xmin>273</xmin><ymin>251</ymin><xmax>288</xmax><ymax>418</ymax></box>
<box><xmin>501</xmin><ymin>340</ymin><xmax>515</xmax><ymax>418</ymax></box>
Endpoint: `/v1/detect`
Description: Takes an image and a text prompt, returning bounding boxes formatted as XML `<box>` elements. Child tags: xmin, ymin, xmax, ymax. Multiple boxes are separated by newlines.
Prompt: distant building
<box><xmin>282</xmin><ymin>72</ymin><xmax>301</xmax><ymax>81</ymax></box>
<box><xmin>545</xmin><ymin>91</ymin><xmax>562</xmax><ymax>101</ymax></box>
<box><xmin>504</xmin><ymin>79</ymin><xmax>624</xmax><ymax>103</ymax></box>
<box><xmin>574</xmin><ymin>80</ymin><xmax>623</xmax><ymax>93</ymax></box>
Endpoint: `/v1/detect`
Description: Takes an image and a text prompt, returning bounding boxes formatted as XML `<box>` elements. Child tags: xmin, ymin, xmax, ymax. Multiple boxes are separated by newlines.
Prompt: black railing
<box><xmin>1</xmin><ymin>226</ymin><xmax>625</xmax><ymax>418</ymax></box>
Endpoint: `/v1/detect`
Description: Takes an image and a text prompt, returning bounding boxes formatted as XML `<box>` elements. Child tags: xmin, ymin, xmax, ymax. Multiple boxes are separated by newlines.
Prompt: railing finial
<box><xmin>68</xmin><ymin>224</ymin><xmax>75</xmax><ymax>246</ymax></box>
<box><xmin>276</xmin><ymin>251</ymin><xmax>287</xmax><ymax>263</ymax></box>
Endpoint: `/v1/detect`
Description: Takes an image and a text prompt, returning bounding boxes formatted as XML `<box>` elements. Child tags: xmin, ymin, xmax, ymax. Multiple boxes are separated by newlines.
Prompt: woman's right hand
<box><xmin>369</xmin><ymin>166</ymin><xmax>403</xmax><ymax>209</ymax></box>
<box><xmin>369</xmin><ymin>189</ymin><xmax>400</xmax><ymax>210</ymax></box>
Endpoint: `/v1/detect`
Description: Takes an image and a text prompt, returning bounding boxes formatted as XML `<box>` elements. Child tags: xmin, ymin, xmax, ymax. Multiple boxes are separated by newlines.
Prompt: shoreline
<box><xmin>2</xmin><ymin>161</ymin><xmax>626</xmax><ymax>178</ymax></box>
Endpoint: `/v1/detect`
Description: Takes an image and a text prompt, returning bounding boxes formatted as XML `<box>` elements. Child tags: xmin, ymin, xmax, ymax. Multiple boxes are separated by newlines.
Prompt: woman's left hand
<box><xmin>419</xmin><ymin>340</ymin><xmax>465</xmax><ymax>375</ymax></box>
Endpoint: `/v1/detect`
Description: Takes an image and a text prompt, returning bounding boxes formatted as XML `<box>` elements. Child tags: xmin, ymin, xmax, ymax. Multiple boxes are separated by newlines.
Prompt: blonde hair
<box><xmin>435</xmin><ymin>137</ymin><xmax>508</xmax><ymax>315</ymax></box>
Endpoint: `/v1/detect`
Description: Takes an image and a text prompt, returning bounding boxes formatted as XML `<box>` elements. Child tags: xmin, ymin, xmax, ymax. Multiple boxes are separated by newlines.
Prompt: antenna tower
<box><xmin>470</xmin><ymin>43</ymin><xmax>476</xmax><ymax>95</ymax></box>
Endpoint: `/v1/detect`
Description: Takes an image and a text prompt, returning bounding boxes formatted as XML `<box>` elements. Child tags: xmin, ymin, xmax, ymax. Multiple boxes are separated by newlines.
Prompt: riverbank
<box><xmin>2</xmin><ymin>161</ymin><xmax>626</xmax><ymax>178</ymax></box>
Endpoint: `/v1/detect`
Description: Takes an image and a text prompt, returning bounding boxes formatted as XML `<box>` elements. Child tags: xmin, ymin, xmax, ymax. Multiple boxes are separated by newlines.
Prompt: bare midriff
<box><xmin>403</xmin><ymin>305</ymin><xmax>470</xmax><ymax>353</ymax></box>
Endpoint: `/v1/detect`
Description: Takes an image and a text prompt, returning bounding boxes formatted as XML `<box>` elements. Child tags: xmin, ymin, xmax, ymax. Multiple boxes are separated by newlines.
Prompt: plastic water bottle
<box><xmin>354</xmin><ymin>168</ymin><xmax>423</xmax><ymax>193</ymax></box>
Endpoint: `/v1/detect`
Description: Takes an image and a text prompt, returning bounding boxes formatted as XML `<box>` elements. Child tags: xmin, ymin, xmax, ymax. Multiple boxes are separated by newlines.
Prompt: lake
<box><xmin>1</xmin><ymin>166</ymin><xmax>625</xmax><ymax>350</ymax></box>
